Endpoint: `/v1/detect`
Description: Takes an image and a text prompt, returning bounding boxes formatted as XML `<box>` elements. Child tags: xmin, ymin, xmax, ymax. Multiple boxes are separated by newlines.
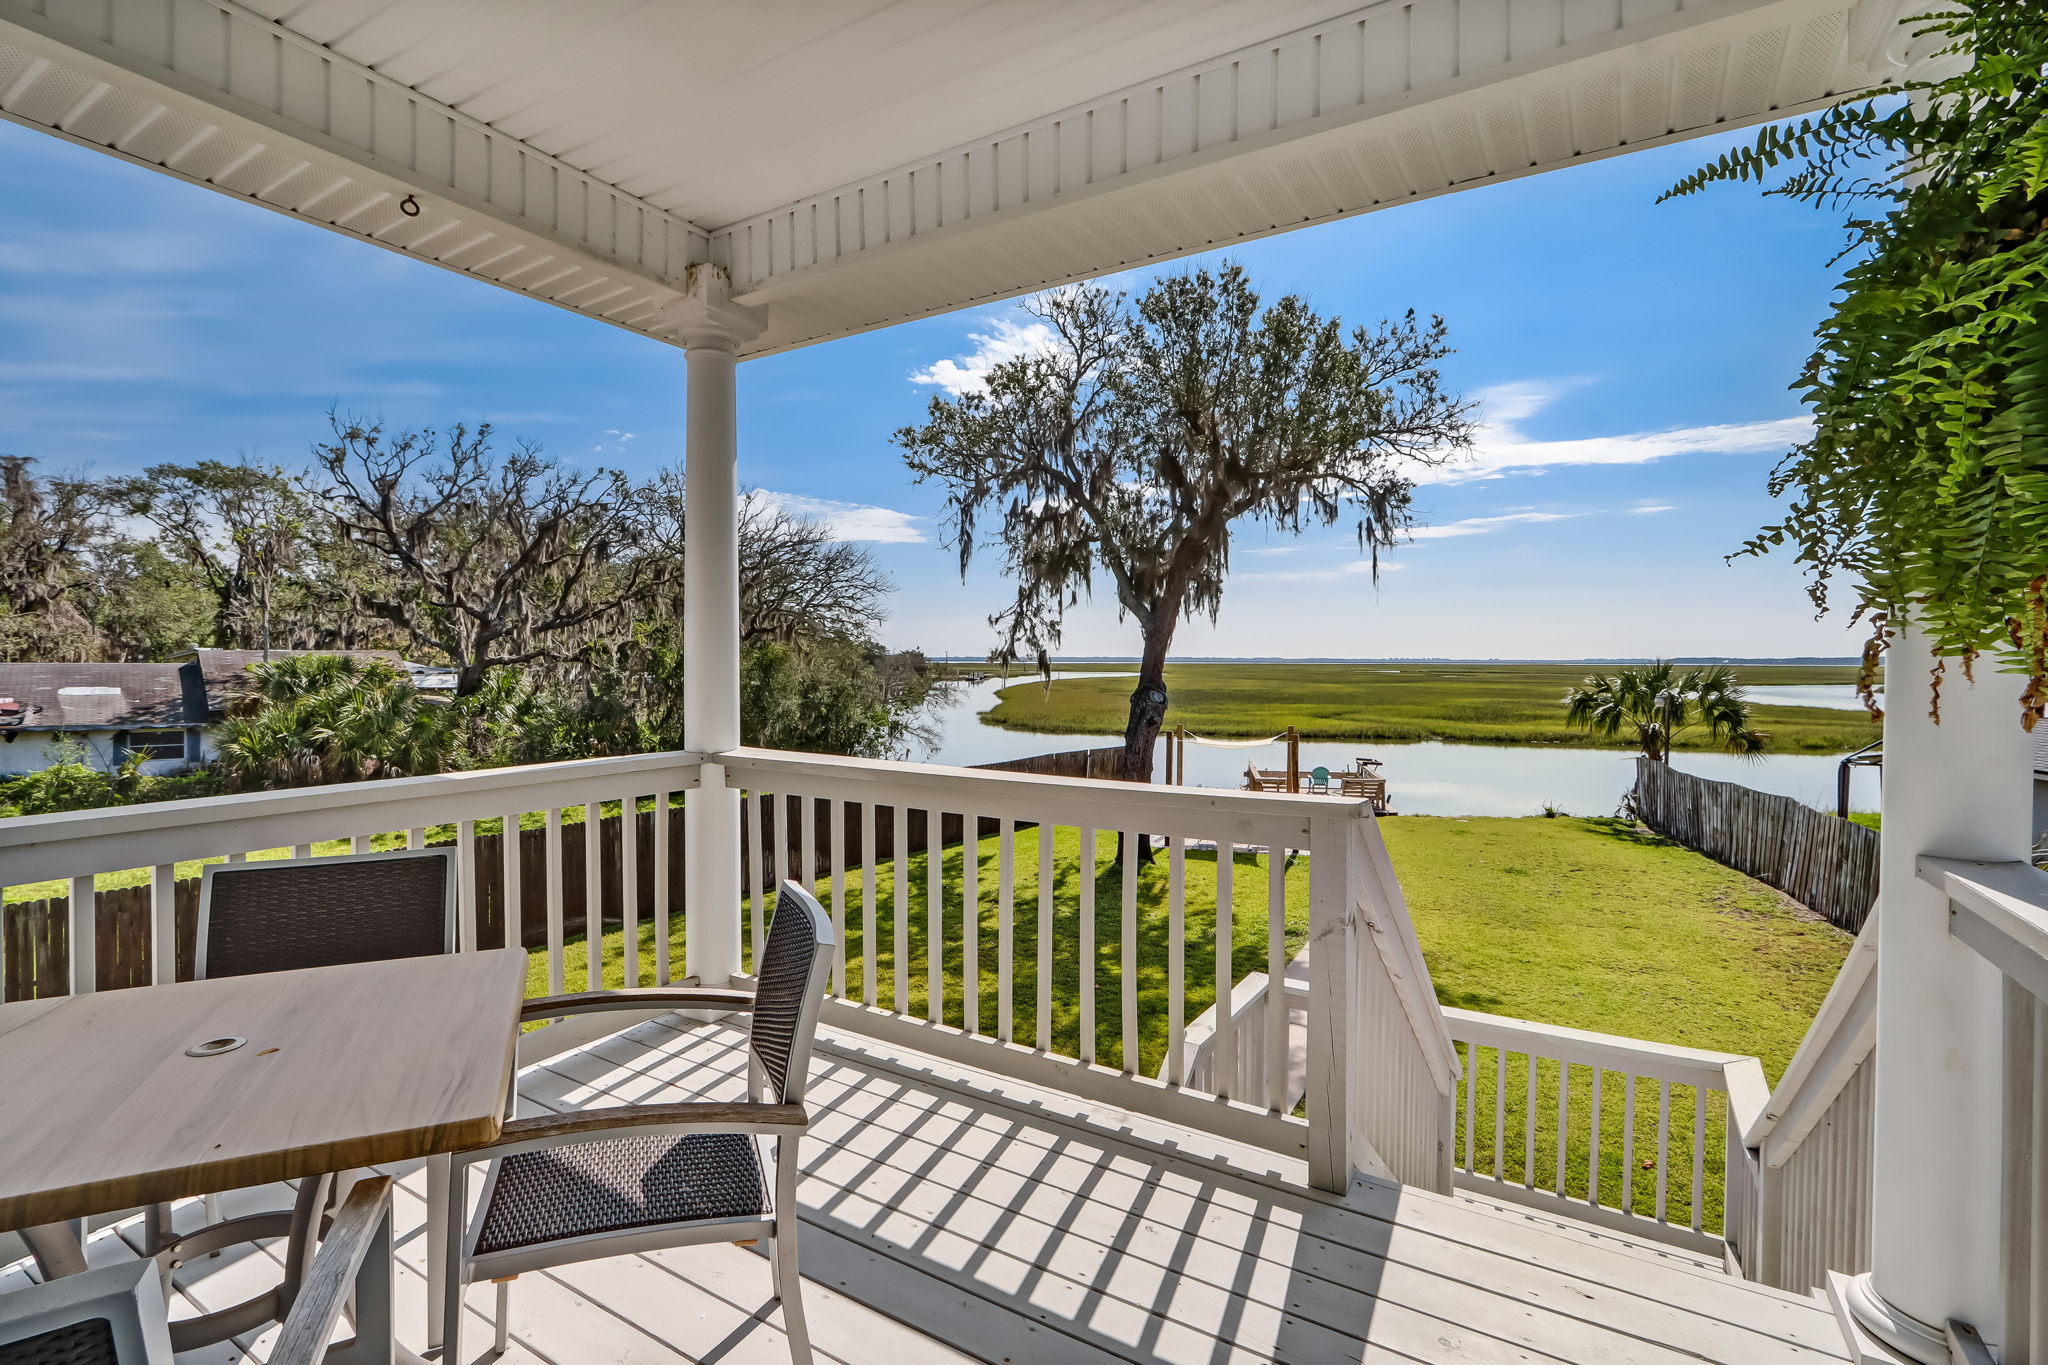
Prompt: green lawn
<box><xmin>1381</xmin><ymin>815</ymin><xmax>1849</xmax><ymax>1226</ymax></box>
<box><xmin>980</xmin><ymin>661</ymin><xmax>1878</xmax><ymax>753</ymax></box>
<box><xmin>1382</xmin><ymin>816</ymin><xmax>1846</xmax><ymax>1070</ymax></box>
<box><xmin>526</xmin><ymin>825</ymin><xmax>1305</xmax><ymax>1059</ymax></box>
<box><xmin>545</xmin><ymin>812</ymin><xmax>1847</xmax><ymax>1223</ymax></box>
<box><xmin>552</xmin><ymin>814</ymin><xmax>1844</xmax><ymax>1077</ymax></box>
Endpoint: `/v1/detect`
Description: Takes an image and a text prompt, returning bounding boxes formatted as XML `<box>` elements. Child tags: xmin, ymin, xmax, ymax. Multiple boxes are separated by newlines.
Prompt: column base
<box><xmin>1827</xmin><ymin>1272</ymin><xmax>1950</xmax><ymax>1365</ymax></box>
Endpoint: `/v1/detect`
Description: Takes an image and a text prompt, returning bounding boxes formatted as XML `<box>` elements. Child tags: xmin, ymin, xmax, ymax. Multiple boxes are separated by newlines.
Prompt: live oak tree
<box><xmin>107</xmin><ymin>459</ymin><xmax>317</xmax><ymax>652</ymax></box>
<box><xmin>313</xmin><ymin>415</ymin><xmax>661</xmax><ymax>697</ymax></box>
<box><xmin>896</xmin><ymin>264</ymin><xmax>1473</xmax><ymax>785</ymax></box>
<box><xmin>0</xmin><ymin>456</ymin><xmax>107</xmax><ymax>658</ymax></box>
<box><xmin>642</xmin><ymin>470</ymin><xmax>892</xmax><ymax>648</ymax></box>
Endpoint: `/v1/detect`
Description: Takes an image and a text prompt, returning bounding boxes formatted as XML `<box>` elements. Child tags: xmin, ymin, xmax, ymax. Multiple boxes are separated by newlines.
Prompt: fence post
<box><xmin>1305</xmin><ymin>813</ymin><xmax>1353</xmax><ymax>1192</ymax></box>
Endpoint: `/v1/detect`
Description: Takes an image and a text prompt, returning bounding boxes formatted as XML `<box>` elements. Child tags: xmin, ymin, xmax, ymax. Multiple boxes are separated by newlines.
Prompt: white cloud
<box><xmin>1405</xmin><ymin>511</ymin><xmax>1580</xmax><ymax>541</ymax></box>
<box><xmin>1628</xmin><ymin>504</ymin><xmax>1676</xmax><ymax>515</ymax></box>
<box><xmin>751</xmin><ymin>490</ymin><xmax>928</xmax><ymax>544</ymax></box>
<box><xmin>1242</xmin><ymin>560</ymin><xmax>1404</xmax><ymax>583</ymax></box>
<box><xmin>1420</xmin><ymin>379</ymin><xmax>1811</xmax><ymax>484</ymax></box>
<box><xmin>909</xmin><ymin>315</ymin><xmax>1058</xmax><ymax>397</ymax></box>
<box><xmin>1470</xmin><ymin>377</ymin><xmax>1594</xmax><ymax>423</ymax></box>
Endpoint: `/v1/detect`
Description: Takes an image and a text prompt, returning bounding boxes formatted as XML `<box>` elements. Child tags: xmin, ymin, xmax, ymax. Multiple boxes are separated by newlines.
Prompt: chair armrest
<box><xmin>269</xmin><ymin>1176</ymin><xmax>393</xmax><ymax>1365</ymax></box>
<box><xmin>520</xmin><ymin>986</ymin><xmax>755</xmax><ymax>1022</ymax></box>
<box><xmin>465</xmin><ymin>1102</ymin><xmax>808</xmax><ymax>1162</ymax></box>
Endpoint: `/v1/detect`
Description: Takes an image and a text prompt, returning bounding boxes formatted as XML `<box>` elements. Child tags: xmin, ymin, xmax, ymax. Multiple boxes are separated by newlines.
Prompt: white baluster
<box><xmin>543</xmin><ymin>809</ymin><xmax>563</xmax><ymax>996</ymax></box>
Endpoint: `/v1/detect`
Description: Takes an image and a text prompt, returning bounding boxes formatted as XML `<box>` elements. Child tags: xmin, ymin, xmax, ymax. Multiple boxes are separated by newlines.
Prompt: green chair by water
<box><xmin>1310</xmin><ymin>765</ymin><xmax>1331</xmax><ymax>793</ymax></box>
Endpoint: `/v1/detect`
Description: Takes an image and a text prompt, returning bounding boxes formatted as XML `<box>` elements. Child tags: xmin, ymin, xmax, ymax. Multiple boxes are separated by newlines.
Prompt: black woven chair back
<box><xmin>0</xmin><ymin>1317</ymin><xmax>118</xmax><ymax>1365</ymax></box>
<box><xmin>750</xmin><ymin>881</ymin><xmax>835</xmax><ymax>1105</ymax></box>
<box><xmin>199</xmin><ymin>848</ymin><xmax>456</xmax><ymax>980</ymax></box>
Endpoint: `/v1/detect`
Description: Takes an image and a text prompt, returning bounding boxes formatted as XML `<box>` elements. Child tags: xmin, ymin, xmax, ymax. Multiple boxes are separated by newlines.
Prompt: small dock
<box><xmin>1162</xmin><ymin>724</ymin><xmax>1394</xmax><ymax>812</ymax></box>
<box><xmin>1243</xmin><ymin>760</ymin><xmax>1394</xmax><ymax>813</ymax></box>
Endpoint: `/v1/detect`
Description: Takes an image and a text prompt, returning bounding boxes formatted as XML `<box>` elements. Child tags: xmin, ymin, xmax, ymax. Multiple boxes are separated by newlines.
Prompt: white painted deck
<box><xmin>15</xmin><ymin>1015</ymin><xmax>1852</xmax><ymax>1365</ymax></box>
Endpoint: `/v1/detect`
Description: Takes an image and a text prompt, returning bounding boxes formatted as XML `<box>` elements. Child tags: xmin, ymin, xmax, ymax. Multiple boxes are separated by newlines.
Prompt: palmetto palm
<box><xmin>1562</xmin><ymin>661</ymin><xmax>1768</xmax><ymax>763</ymax></box>
<box><xmin>217</xmin><ymin>654</ymin><xmax>462</xmax><ymax>789</ymax></box>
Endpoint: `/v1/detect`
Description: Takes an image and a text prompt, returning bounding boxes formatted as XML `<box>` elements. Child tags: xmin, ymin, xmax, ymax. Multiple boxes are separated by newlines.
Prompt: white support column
<box><xmin>1846</xmin><ymin>622</ymin><xmax>2031</xmax><ymax>1361</ymax></box>
<box><xmin>667</xmin><ymin>267</ymin><xmax>764</xmax><ymax>988</ymax></box>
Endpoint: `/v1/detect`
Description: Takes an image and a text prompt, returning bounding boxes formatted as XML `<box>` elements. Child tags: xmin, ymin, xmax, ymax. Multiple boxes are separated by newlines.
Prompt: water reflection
<box><xmin>919</xmin><ymin>672</ymin><xmax>1881</xmax><ymax>817</ymax></box>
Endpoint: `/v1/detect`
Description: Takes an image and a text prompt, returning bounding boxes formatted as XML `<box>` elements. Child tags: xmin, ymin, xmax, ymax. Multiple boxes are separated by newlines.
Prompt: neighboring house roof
<box><xmin>2034</xmin><ymin>727</ymin><xmax>2048</xmax><ymax>778</ymax></box>
<box><xmin>0</xmin><ymin>650</ymin><xmax>457</xmax><ymax>736</ymax></box>
<box><xmin>0</xmin><ymin>663</ymin><xmax>197</xmax><ymax>731</ymax></box>
<box><xmin>401</xmin><ymin>661</ymin><xmax>460</xmax><ymax>692</ymax></box>
<box><xmin>171</xmin><ymin>648</ymin><xmax>406</xmax><ymax>717</ymax></box>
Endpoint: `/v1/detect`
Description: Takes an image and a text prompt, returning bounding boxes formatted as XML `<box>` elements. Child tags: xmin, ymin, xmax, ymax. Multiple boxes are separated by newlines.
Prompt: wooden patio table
<box><xmin>0</xmin><ymin>948</ymin><xmax>528</xmax><ymax>1361</ymax></box>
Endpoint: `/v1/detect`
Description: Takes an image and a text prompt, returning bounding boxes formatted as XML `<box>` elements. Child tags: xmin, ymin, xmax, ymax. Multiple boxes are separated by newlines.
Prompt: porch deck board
<box><xmin>17</xmin><ymin>1015</ymin><xmax>1848</xmax><ymax>1365</ymax></box>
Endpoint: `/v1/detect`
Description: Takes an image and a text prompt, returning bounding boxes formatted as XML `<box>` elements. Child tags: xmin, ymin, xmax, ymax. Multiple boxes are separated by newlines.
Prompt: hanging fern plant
<box><xmin>1662</xmin><ymin>5</ymin><xmax>2048</xmax><ymax>728</ymax></box>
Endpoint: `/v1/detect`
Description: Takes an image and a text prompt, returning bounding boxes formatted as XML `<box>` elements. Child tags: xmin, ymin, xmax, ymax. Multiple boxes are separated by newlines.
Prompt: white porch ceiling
<box><xmin>0</xmin><ymin>0</ymin><xmax>1919</xmax><ymax>357</ymax></box>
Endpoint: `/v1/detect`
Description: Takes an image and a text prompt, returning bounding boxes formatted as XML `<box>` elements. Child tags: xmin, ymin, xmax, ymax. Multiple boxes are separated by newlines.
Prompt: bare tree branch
<box><xmin>312</xmin><ymin>414</ymin><xmax>663</xmax><ymax>696</ymax></box>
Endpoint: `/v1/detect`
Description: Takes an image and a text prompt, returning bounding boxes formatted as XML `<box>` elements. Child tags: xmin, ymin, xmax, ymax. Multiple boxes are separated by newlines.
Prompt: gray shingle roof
<box><xmin>0</xmin><ymin>662</ymin><xmax>195</xmax><ymax>731</ymax></box>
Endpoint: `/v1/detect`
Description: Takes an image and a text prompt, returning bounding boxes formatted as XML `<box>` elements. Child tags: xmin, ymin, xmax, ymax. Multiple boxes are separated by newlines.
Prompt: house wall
<box><xmin>0</xmin><ymin>729</ymin><xmax>203</xmax><ymax>777</ymax></box>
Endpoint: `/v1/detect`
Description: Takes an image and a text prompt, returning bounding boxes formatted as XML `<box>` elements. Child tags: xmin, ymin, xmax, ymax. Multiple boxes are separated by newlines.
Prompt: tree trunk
<box><xmin>1119</xmin><ymin>613</ymin><xmax>1172</xmax><ymax>783</ymax></box>
<box><xmin>1114</xmin><ymin>612</ymin><xmax>1173</xmax><ymax>866</ymax></box>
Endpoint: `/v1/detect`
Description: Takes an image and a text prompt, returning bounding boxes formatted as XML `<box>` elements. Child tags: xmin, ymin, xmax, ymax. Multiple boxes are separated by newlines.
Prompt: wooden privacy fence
<box><xmin>974</xmin><ymin>746</ymin><xmax>1130</xmax><ymax>780</ymax></box>
<box><xmin>1632</xmin><ymin>758</ymin><xmax>1878</xmax><ymax>933</ymax></box>
<box><xmin>3</xmin><ymin>787</ymin><xmax>1040</xmax><ymax>1000</ymax></box>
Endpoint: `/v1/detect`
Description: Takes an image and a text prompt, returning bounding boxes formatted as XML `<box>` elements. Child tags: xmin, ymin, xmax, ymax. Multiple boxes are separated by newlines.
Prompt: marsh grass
<box><xmin>980</xmin><ymin>661</ymin><xmax>1877</xmax><ymax>753</ymax></box>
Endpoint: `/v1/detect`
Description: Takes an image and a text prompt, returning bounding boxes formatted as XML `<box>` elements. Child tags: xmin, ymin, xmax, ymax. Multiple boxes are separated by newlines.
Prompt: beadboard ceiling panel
<box><xmin>0</xmin><ymin>0</ymin><xmax>1927</xmax><ymax>355</ymax></box>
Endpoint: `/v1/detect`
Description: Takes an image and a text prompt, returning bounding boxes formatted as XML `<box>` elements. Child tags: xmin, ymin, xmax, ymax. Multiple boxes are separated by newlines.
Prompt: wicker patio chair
<box><xmin>0</xmin><ymin>1262</ymin><xmax>171</xmax><ymax>1365</ymax></box>
<box><xmin>196</xmin><ymin>846</ymin><xmax>456</xmax><ymax>979</ymax></box>
<box><xmin>0</xmin><ymin>1177</ymin><xmax>395</xmax><ymax>1365</ymax></box>
<box><xmin>134</xmin><ymin>848</ymin><xmax>456</xmax><ymax>1347</ymax></box>
<box><xmin>440</xmin><ymin>881</ymin><xmax>835</xmax><ymax>1365</ymax></box>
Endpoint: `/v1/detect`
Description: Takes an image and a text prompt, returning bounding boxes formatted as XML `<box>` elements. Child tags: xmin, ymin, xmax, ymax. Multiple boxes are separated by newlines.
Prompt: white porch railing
<box><xmin>0</xmin><ymin>750</ymin><xmax>702</xmax><ymax>1063</ymax></box>
<box><xmin>1443</xmin><ymin>1007</ymin><xmax>1767</xmax><ymax>1257</ymax></box>
<box><xmin>1165</xmin><ymin>956</ymin><xmax>1308</xmax><ymax>1113</ymax></box>
<box><xmin>1920</xmin><ymin>855</ymin><xmax>2048</xmax><ymax>1360</ymax></box>
<box><xmin>1733</xmin><ymin>915</ymin><xmax>1877</xmax><ymax>1291</ymax></box>
<box><xmin>1727</xmin><ymin>858</ymin><xmax>2048</xmax><ymax>1334</ymax></box>
<box><xmin>0</xmin><ymin>746</ymin><xmax>1461</xmax><ymax>1196</ymax></box>
<box><xmin>717</xmin><ymin>747</ymin><xmax>1459</xmax><ymax>1192</ymax></box>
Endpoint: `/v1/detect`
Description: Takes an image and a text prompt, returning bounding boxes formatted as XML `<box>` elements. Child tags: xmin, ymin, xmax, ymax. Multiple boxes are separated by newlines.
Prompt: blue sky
<box><xmin>0</xmin><ymin>116</ymin><xmax>1865</xmax><ymax>660</ymax></box>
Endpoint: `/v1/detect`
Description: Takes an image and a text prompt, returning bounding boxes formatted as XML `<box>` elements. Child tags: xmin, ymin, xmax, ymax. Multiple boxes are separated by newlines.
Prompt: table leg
<box><xmin>425</xmin><ymin>1154</ymin><xmax>450</xmax><ymax>1351</ymax></box>
<box><xmin>321</xmin><ymin>1190</ymin><xmax>395</xmax><ymax>1365</ymax></box>
<box><xmin>20</xmin><ymin>1222</ymin><xmax>86</xmax><ymax>1279</ymax></box>
<box><xmin>163</xmin><ymin>1175</ymin><xmax>324</xmax><ymax>1351</ymax></box>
